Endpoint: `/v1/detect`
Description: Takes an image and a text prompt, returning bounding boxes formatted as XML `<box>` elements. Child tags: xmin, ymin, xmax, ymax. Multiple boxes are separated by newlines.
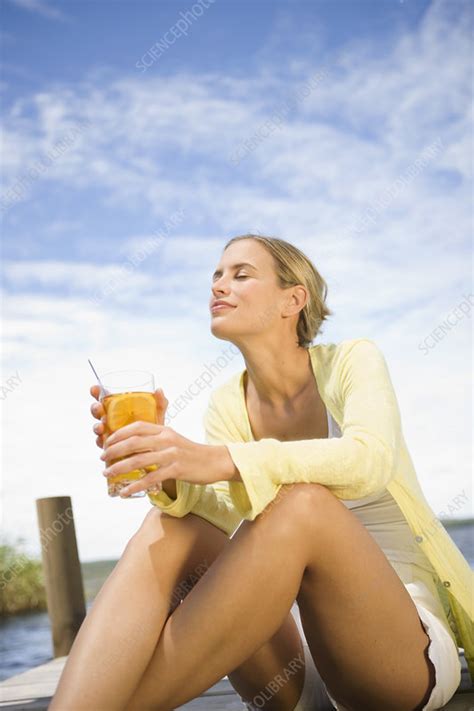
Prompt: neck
<box><xmin>241</xmin><ymin>342</ymin><xmax>315</xmax><ymax>408</ymax></box>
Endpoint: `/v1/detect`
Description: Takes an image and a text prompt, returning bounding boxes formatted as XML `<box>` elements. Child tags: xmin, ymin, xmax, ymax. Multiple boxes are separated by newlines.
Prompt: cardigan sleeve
<box><xmin>146</xmin><ymin>399</ymin><xmax>243</xmax><ymax>538</ymax></box>
<box><xmin>224</xmin><ymin>339</ymin><xmax>402</xmax><ymax>519</ymax></box>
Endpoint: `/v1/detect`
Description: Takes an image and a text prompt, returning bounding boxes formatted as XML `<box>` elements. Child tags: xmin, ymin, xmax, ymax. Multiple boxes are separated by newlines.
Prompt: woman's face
<box><xmin>209</xmin><ymin>239</ymin><xmax>288</xmax><ymax>344</ymax></box>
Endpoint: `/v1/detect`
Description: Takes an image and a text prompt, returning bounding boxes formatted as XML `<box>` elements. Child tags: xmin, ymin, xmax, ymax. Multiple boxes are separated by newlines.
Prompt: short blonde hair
<box><xmin>224</xmin><ymin>234</ymin><xmax>333</xmax><ymax>348</ymax></box>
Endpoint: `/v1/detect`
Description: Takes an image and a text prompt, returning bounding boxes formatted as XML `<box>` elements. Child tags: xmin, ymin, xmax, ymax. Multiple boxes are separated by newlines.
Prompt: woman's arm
<box><xmin>145</xmin><ymin>404</ymin><xmax>243</xmax><ymax>537</ymax></box>
<box><xmin>92</xmin><ymin>381</ymin><xmax>242</xmax><ymax>536</ymax></box>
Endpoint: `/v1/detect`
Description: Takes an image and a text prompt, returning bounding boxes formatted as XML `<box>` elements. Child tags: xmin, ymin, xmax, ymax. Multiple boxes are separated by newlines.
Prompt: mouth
<box><xmin>211</xmin><ymin>304</ymin><xmax>236</xmax><ymax>313</ymax></box>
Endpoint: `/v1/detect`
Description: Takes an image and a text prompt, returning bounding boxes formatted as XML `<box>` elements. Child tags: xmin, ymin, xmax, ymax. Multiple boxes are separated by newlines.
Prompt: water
<box><xmin>448</xmin><ymin>524</ymin><xmax>474</xmax><ymax>568</ymax></box>
<box><xmin>0</xmin><ymin>601</ymin><xmax>93</xmax><ymax>682</ymax></box>
<box><xmin>0</xmin><ymin>610</ymin><xmax>53</xmax><ymax>681</ymax></box>
<box><xmin>1</xmin><ymin>524</ymin><xmax>472</xmax><ymax>682</ymax></box>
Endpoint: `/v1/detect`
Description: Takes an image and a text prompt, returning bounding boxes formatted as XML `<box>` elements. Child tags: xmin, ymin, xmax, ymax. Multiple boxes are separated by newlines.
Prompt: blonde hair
<box><xmin>224</xmin><ymin>234</ymin><xmax>333</xmax><ymax>348</ymax></box>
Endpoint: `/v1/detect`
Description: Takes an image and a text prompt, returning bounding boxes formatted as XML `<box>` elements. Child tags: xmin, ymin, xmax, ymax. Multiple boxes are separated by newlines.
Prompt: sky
<box><xmin>0</xmin><ymin>0</ymin><xmax>472</xmax><ymax>561</ymax></box>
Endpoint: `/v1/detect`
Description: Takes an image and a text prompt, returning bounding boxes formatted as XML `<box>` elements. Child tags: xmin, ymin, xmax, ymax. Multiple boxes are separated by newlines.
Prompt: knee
<box><xmin>273</xmin><ymin>482</ymin><xmax>335</xmax><ymax>514</ymax></box>
<box><xmin>257</xmin><ymin>482</ymin><xmax>343</xmax><ymax>537</ymax></box>
<box><xmin>252</xmin><ymin>483</ymin><xmax>333</xmax><ymax>535</ymax></box>
<box><xmin>292</xmin><ymin>484</ymin><xmax>346</xmax><ymax>528</ymax></box>
<box><xmin>127</xmin><ymin>507</ymin><xmax>186</xmax><ymax>551</ymax></box>
<box><xmin>135</xmin><ymin>506</ymin><xmax>165</xmax><ymax>539</ymax></box>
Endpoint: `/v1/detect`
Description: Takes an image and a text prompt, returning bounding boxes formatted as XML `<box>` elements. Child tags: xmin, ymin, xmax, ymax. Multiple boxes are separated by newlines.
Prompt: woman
<box><xmin>50</xmin><ymin>234</ymin><xmax>472</xmax><ymax>711</ymax></box>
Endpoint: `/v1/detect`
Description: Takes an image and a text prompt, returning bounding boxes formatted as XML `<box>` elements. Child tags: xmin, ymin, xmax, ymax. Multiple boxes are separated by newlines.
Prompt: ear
<box><xmin>282</xmin><ymin>285</ymin><xmax>308</xmax><ymax>318</ymax></box>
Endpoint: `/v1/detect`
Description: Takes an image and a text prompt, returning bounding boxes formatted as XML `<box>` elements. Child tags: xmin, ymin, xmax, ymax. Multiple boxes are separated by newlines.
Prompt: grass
<box><xmin>0</xmin><ymin>538</ymin><xmax>47</xmax><ymax>616</ymax></box>
<box><xmin>0</xmin><ymin>536</ymin><xmax>119</xmax><ymax>617</ymax></box>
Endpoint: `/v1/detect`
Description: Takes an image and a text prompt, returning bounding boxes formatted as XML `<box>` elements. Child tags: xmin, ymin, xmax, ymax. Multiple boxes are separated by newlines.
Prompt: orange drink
<box><xmin>99</xmin><ymin>371</ymin><xmax>158</xmax><ymax>498</ymax></box>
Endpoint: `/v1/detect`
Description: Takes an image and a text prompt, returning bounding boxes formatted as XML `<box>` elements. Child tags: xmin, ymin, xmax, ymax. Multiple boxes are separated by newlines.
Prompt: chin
<box><xmin>210</xmin><ymin>322</ymin><xmax>237</xmax><ymax>341</ymax></box>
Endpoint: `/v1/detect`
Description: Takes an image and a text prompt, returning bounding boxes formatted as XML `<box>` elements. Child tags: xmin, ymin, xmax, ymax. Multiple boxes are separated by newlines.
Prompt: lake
<box><xmin>1</xmin><ymin>524</ymin><xmax>472</xmax><ymax>682</ymax></box>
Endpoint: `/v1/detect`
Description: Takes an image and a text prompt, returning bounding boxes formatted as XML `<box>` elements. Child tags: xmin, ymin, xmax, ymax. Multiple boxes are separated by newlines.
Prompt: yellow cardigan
<box><xmin>148</xmin><ymin>338</ymin><xmax>474</xmax><ymax>681</ymax></box>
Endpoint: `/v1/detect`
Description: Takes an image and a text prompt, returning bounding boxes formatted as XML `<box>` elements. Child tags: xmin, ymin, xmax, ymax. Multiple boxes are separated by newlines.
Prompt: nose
<box><xmin>211</xmin><ymin>275</ymin><xmax>231</xmax><ymax>298</ymax></box>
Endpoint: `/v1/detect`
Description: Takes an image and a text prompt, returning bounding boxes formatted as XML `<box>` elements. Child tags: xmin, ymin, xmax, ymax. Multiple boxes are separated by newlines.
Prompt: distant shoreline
<box><xmin>439</xmin><ymin>517</ymin><xmax>474</xmax><ymax>528</ymax></box>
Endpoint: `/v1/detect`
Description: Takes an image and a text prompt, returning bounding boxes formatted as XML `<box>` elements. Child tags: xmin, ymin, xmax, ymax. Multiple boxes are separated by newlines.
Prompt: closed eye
<box><xmin>235</xmin><ymin>275</ymin><xmax>248</xmax><ymax>279</ymax></box>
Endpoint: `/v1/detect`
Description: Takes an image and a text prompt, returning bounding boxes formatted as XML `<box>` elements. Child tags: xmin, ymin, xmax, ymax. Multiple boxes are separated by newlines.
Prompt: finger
<box><xmin>101</xmin><ymin>434</ymin><xmax>157</xmax><ymax>464</ymax></box>
<box><xmin>93</xmin><ymin>421</ymin><xmax>104</xmax><ymax>435</ymax></box>
<box><xmin>119</xmin><ymin>461</ymin><xmax>179</xmax><ymax>497</ymax></box>
<box><xmin>104</xmin><ymin>420</ymin><xmax>165</xmax><ymax>447</ymax></box>
<box><xmin>146</xmin><ymin>482</ymin><xmax>163</xmax><ymax>494</ymax></box>
<box><xmin>90</xmin><ymin>401</ymin><xmax>104</xmax><ymax>420</ymax></box>
<box><xmin>103</xmin><ymin>451</ymin><xmax>161</xmax><ymax>479</ymax></box>
<box><xmin>119</xmin><ymin>468</ymin><xmax>170</xmax><ymax>498</ymax></box>
<box><xmin>154</xmin><ymin>388</ymin><xmax>169</xmax><ymax>408</ymax></box>
<box><xmin>96</xmin><ymin>435</ymin><xmax>104</xmax><ymax>449</ymax></box>
<box><xmin>154</xmin><ymin>389</ymin><xmax>169</xmax><ymax>425</ymax></box>
<box><xmin>90</xmin><ymin>384</ymin><xmax>101</xmax><ymax>401</ymax></box>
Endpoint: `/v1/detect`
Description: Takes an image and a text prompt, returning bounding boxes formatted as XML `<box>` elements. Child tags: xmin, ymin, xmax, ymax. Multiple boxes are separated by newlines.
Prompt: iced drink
<box><xmin>99</xmin><ymin>371</ymin><xmax>158</xmax><ymax>498</ymax></box>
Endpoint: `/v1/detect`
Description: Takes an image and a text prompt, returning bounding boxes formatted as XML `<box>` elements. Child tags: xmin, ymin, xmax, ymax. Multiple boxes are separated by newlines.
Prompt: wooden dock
<box><xmin>1</xmin><ymin>652</ymin><xmax>473</xmax><ymax>710</ymax></box>
<box><xmin>0</xmin><ymin>656</ymin><xmax>245</xmax><ymax>710</ymax></box>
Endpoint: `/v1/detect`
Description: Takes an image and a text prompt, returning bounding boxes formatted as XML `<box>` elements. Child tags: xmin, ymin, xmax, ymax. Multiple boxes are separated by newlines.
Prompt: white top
<box><xmin>326</xmin><ymin>407</ymin><xmax>437</xmax><ymax>573</ymax></box>
<box><xmin>291</xmin><ymin>409</ymin><xmax>449</xmax><ymax>646</ymax></box>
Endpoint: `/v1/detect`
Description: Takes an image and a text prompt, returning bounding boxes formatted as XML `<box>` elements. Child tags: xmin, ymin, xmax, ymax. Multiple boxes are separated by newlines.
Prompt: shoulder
<box><xmin>310</xmin><ymin>339</ymin><xmax>391</xmax><ymax>393</ymax></box>
<box><xmin>310</xmin><ymin>337</ymin><xmax>385</xmax><ymax>369</ymax></box>
<box><xmin>206</xmin><ymin>370</ymin><xmax>242</xmax><ymax>411</ymax></box>
<box><xmin>204</xmin><ymin>370</ymin><xmax>247</xmax><ymax>440</ymax></box>
<box><xmin>339</xmin><ymin>337</ymin><xmax>385</xmax><ymax>360</ymax></box>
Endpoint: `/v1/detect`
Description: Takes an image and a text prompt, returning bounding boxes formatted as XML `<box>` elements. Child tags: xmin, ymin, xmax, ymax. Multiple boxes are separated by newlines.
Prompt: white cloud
<box><xmin>1</xmin><ymin>0</ymin><xmax>472</xmax><ymax>559</ymax></box>
<box><xmin>7</xmin><ymin>0</ymin><xmax>71</xmax><ymax>22</ymax></box>
<box><xmin>42</xmin><ymin>218</ymin><xmax>82</xmax><ymax>235</ymax></box>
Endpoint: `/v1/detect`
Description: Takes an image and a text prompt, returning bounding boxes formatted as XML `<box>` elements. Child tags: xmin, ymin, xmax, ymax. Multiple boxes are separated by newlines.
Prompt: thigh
<box><xmin>160</xmin><ymin>511</ymin><xmax>232</xmax><ymax>615</ymax></box>
<box><xmin>227</xmin><ymin>610</ymin><xmax>307</xmax><ymax>711</ymax></box>
<box><xmin>162</xmin><ymin>511</ymin><xmax>309</xmax><ymax>710</ymax></box>
<box><xmin>295</xmin><ymin>486</ymin><xmax>436</xmax><ymax>711</ymax></box>
<box><xmin>154</xmin><ymin>510</ymin><xmax>309</xmax><ymax>709</ymax></box>
<box><xmin>133</xmin><ymin>507</ymin><xmax>232</xmax><ymax>618</ymax></box>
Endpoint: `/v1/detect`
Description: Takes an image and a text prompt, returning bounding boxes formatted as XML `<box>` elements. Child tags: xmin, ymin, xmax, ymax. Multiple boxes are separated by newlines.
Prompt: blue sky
<box><xmin>0</xmin><ymin>0</ymin><xmax>472</xmax><ymax>560</ymax></box>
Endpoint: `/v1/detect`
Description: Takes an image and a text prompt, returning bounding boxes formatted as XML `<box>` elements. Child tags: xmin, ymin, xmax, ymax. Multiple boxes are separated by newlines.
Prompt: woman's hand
<box><xmin>100</xmin><ymin>421</ymin><xmax>237</xmax><ymax>497</ymax></box>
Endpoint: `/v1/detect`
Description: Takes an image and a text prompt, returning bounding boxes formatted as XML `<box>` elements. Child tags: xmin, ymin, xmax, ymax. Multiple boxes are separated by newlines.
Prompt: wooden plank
<box><xmin>0</xmin><ymin>657</ymin><xmax>245</xmax><ymax>710</ymax></box>
<box><xmin>0</xmin><ymin>698</ymin><xmax>245</xmax><ymax>711</ymax></box>
<box><xmin>1</xmin><ymin>654</ymin><xmax>473</xmax><ymax>710</ymax></box>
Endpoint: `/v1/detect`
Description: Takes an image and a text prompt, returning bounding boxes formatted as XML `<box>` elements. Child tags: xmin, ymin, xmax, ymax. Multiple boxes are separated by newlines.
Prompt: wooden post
<box><xmin>36</xmin><ymin>496</ymin><xmax>86</xmax><ymax>657</ymax></box>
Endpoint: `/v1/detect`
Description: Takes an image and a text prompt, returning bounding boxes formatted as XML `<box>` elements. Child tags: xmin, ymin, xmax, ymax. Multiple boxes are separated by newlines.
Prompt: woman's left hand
<box><xmin>101</xmin><ymin>421</ymin><xmax>237</xmax><ymax>497</ymax></box>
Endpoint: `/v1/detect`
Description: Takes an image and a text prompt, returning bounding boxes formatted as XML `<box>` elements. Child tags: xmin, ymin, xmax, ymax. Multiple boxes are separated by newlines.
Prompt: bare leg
<box><xmin>226</xmin><ymin>613</ymin><xmax>307</xmax><ymax>710</ymax></box>
<box><xmin>125</xmin><ymin>484</ymin><xmax>435</xmax><ymax>711</ymax></box>
<box><xmin>48</xmin><ymin>510</ymin><xmax>229</xmax><ymax>710</ymax></box>
<box><xmin>49</xmin><ymin>506</ymin><xmax>306</xmax><ymax>711</ymax></box>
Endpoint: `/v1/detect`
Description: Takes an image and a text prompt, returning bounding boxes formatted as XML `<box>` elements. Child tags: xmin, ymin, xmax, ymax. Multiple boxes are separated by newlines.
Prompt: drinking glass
<box><xmin>99</xmin><ymin>370</ymin><xmax>160</xmax><ymax>498</ymax></box>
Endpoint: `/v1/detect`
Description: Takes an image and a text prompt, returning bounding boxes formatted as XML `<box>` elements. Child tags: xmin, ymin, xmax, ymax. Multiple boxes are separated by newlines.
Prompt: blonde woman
<box><xmin>50</xmin><ymin>235</ymin><xmax>472</xmax><ymax>711</ymax></box>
